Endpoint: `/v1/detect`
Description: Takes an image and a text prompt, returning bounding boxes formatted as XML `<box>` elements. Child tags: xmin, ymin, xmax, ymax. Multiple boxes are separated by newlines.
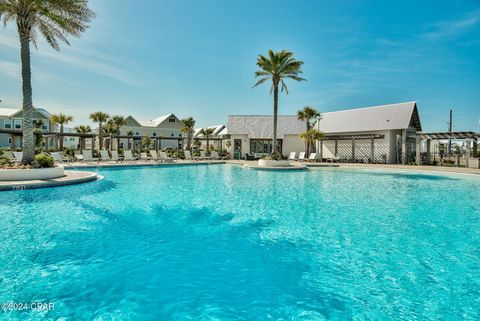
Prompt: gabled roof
<box><xmin>127</xmin><ymin>113</ymin><xmax>180</xmax><ymax>128</ymax></box>
<box><xmin>227</xmin><ymin>101</ymin><xmax>422</xmax><ymax>137</ymax></box>
<box><xmin>0</xmin><ymin>107</ymin><xmax>51</xmax><ymax>118</ymax></box>
<box><xmin>319</xmin><ymin>101</ymin><xmax>422</xmax><ymax>133</ymax></box>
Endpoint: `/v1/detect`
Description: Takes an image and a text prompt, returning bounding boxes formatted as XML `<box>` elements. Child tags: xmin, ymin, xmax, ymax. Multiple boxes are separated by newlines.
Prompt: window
<box><xmin>42</xmin><ymin>125</ymin><xmax>48</xmax><ymax>130</ymax></box>
<box><xmin>179</xmin><ymin>134</ymin><xmax>182</xmax><ymax>137</ymax></box>
<box><xmin>135</xmin><ymin>132</ymin><xmax>140</xmax><ymax>136</ymax></box>
<box><xmin>250</xmin><ymin>139</ymin><xmax>282</xmax><ymax>154</ymax></box>
<box><xmin>171</xmin><ymin>132</ymin><xmax>174</xmax><ymax>137</ymax></box>
<box><xmin>4</xmin><ymin>120</ymin><xmax>11</xmax><ymax>129</ymax></box>
<box><xmin>152</xmin><ymin>132</ymin><xmax>156</xmax><ymax>137</ymax></box>
<box><xmin>168</xmin><ymin>117</ymin><xmax>176</xmax><ymax>123</ymax></box>
<box><xmin>14</xmin><ymin>119</ymin><xmax>22</xmax><ymax>129</ymax></box>
<box><xmin>8</xmin><ymin>138</ymin><xmax>12</xmax><ymax>144</ymax></box>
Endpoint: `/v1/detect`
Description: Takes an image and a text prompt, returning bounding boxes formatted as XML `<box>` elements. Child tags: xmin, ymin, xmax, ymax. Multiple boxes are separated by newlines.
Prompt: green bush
<box><xmin>34</xmin><ymin>154</ymin><xmax>55</xmax><ymax>168</ymax></box>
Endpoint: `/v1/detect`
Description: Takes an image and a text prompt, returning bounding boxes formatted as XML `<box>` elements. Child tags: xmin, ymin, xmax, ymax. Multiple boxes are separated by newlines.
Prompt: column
<box><xmin>334</xmin><ymin>139</ymin><xmax>338</xmax><ymax>157</ymax></box>
<box><xmin>319</xmin><ymin>139</ymin><xmax>323</xmax><ymax>161</ymax></box>
<box><xmin>416</xmin><ymin>136</ymin><xmax>421</xmax><ymax>165</ymax></box>
<box><xmin>473</xmin><ymin>139</ymin><xmax>478</xmax><ymax>158</ymax></box>
<box><xmin>426</xmin><ymin>139</ymin><xmax>431</xmax><ymax>164</ymax></box>
<box><xmin>466</xmin><ymin>139</ymin><xmax>471</xmax><ymax>167</ymax></box>
<box><xmin>370</xmin><ymin>138</ymin><xmax>375</xmax><ymax>163</ymax></box>
<box><xmin>401</xmin><ymin>129</ymin><xmax>407</xmax><ymax>164</ymax></box>
<box><xmin>351</xmin><ymin>139</ymin><xmax>355</xmax><ymax>162</ymax></box>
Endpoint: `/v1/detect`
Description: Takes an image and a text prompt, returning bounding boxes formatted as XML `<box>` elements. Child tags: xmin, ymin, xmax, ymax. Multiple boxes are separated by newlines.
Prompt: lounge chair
<box><xmin>210</xmin><ymin>151</ymin><xmax>227</xmax><ymax>160</ymax></box>
<box><xmin>184</xmin><ymin>150</ymin><xmax>194</xmax><ymax>161</ymax></box>
<box><xmin>13</xmin><ymin>152</ymin><xmax>23</xmax><ymax>162</ymax></box>
<box><xmin>74</xmin><ymin>152</ymin><xmax>84</xmax><ymax>162</ymax></box>
<box><xmin>82</xmin><ymin>150</ymin><xmax>96</xmax><ymax>163</ymax></box>
<box><xmin>100</xmin><ymin>149</ymin><xmax>111</xmax><ymax>162</ymax></box>
<box><xmin>111</xmin><ymin>151</ymin><xmax>121</xmax><ymax>162</ymax></box>
<box><xmin>326</xmin><ymin>154</ymin><xmax>340</xmax><ymax>163</ymax></box>
<box><xmin>288</xmin><ymin>152</ymin><xmax>297</xmax><ymax>161</ymax></box>
<box><xmin>51</xmin><ymin>152</ymin><xmax>65</xmax><ymax>163</ymax></box>
<box><xmin>297</xmin><ymin>152</ymin><xmax>306</xmax><ymax>162</ymax></box>
<box><xmin>123</xmin><ymin>150</ymin><xmax>136</xmax><ymax>162</ymax></box>
<box><xmin>140</xmin><ymin>152</ymin><xmax>151</xmax><ymax>161</ymax></box>
<box><xmin>200</xmin><ymin>151</ymin><xmax>211</xmax><ymax>160</ymax></box>
<box><xmin>159</xmin><ymin>151</ymin><xmax>175</xmax><ymax>162</ymax></box>
<box><xmin>308</xmin><ymin>153</ymin><xmax>317</xmax><ymax>162</ymax></box>
<box><xmin>149</xmin><ymin>150</ymin><xmax>160</xmax><ymax>162</ymax></box>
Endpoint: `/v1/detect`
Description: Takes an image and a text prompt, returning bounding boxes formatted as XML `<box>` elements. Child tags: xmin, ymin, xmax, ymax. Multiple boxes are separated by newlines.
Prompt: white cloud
<box><xmin>422</xmin><ymin>10</ymin><xmax>480</xmax><ymax>41</ymax></box>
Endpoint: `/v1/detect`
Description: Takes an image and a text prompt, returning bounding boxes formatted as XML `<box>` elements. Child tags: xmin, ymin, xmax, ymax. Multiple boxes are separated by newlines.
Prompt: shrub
<box><xmin>34</xmin><ymin>154</ymin><xmax>55</xmax><ymax>168</ymax></box>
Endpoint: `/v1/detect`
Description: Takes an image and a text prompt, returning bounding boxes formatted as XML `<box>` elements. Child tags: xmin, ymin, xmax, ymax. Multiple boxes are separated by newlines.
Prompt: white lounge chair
<box><xmin>111</xmin><ymin>151</ymin><xmax>121</xmax><ymax>162</ymax></box>
<box><xmin>74</xmin><ymin>152</ymin><xmax>84</xmax><ymax>162</ymax></box>
<box><xmin>149</xmin><ymin>150</ymin><xmax>160</xmax><ymax>162</ymax></box>
<box><xmin>159</xmin><ymin>151</ymin><xmax>174</xmax><ymax>162</ymax></box>
<box><xmin>184</xmin><ymin>150</ymin><xmax>194</xmax><ymax>161</ymax></box>
<box><xmin>297</xmin><ymin>152</ymin><xmax>306</xmax><ymax>162</ymax></box>
<box><xmin>123</xmin><ymin>150</ymin><xmax>136</xmax><ymax>162</ymax></box>
<box><xmin>100</xmin><ymin>149</ymin><xmax>111</xmax><ymax>162</ymax></box>
<box><xmin>140</xmin><ymin>152</ymin><xmax>151</xmax><ymax>161</ymax></box>
<box><xmin>308</xmin><ymin>153</ymin><xmax>317</xmax><ymax>162</ymax></box>
<box><xmin>200</xmin><ymin>151</ymin><xmax>211</xmax><ymax>160</ymax></box>
<box><xmin>326</xmin><ymin>154</ymin><xmax>340</xmax><ymax>163</ymax></box>
<box><xmin>288</xmin><ymin>152</ymin><xmax>297</xmax><ymax>161</ymax></box>
<box><xmin>210</xmin><ymin>151</ymin><xmax>227</xmax><ymax>160</ymax></box>
<box><xmin>13</xmin><ymin>151</ymin><xmax>23</xmax><ymax>162</ymax></box>
<box><xmin>83</xmin><ymin>150</ymin><xmax>95</xmax><ymax>163</ymax></box>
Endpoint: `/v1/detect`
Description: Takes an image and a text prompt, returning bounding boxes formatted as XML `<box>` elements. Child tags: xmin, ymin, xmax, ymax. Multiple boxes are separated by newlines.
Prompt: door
<box><xmin>234</xmin><ymin>139</ymin><xmax>242</xmax><ymax>159</ymax></box>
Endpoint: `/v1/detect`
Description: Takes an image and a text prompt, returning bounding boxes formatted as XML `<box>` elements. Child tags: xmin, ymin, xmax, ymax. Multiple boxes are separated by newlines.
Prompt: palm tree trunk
<box><xmin>206</xmin><ymin>137</ymin><xmax>209</xmax><ymax>153</ymax></box>
<box><xmin>60</xmin><ymin>124</ymin><xmax>64</xmax><ymax>150</ymax></box>
<box><xmin>187</xmin><ymin>134</ymin><xmax>192</xmax><ymax>151</ymax></box>
<box><xmin>117</xmin><ymin>134</ymin><xmax>120</xmax><ymax>151</ymax></box>
<box><xmin>98</xmin><ymin>123</ymin><xmax>103</xmax><ymax>150</ymax></box>
<box><xmin>272</xmin><ymin>83</ymin><xmax>279</xmax><ymax>154</ymax></box>
<box><xmin>20</xmin><ymin>36</ymin><xmax>35</xmax><ymax>164</ymax></box>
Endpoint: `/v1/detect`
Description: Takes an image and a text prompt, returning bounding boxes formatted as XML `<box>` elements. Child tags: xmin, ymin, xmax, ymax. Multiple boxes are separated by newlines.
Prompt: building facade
<box><xmin>117</xmin><ymin>113</ymin><xmax>184</xmax><ymax>149</ymax></box>
<box><xmin>227</xmin><ymin>102</ymin><xmax>422</xmax><ymax>164</ymax></box>
<box><xmin>0</xmin><ymin>107</ymin><xmax>55</xmax><ymax>149</ymax></box>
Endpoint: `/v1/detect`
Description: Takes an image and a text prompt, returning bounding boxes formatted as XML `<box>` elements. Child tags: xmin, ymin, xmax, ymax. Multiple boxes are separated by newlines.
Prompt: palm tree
<box><xmin>109</xmin><ymin>115</ymin><xmax>126</xmax><ymax>151</ymax></box>
<box><xmin>89</xmin><ymin>111</ymin><xmax>109</xmax><ymax>150</ymax></box>
<box><xmin>102</xmin><ymin>123</ymin><xmax>116</xmax><ymax>151</ymax></box>
<box><xmin>181</xmin><ymin>117</ymin><xmax>196</xmax><ymax>151</ymax></box>
<box><xmin>50</xmin><ymin>113</ymin><xmax>73</xmax><ymax>151</ymax></box>
<box><xmin>126</xmin><ymin>129</ymin><xmax>134</xmax><ymax>151</ymax></box>
<box><xmin>74</xmin><ymin>125</ymin><xmax>91</xmax><ymax>153</ymax></box>
<box><xmin>300</xmin><ymin>129</ymin><xmax>324</xmax><ymax>157</ymax></box>
<box><xmin>297</xmin><ymin>106</ymin><xmax>320</xmax><ymax>153</ymax></box>
<box><xmin>253</xmin><ymin>50</ymin><xmax>305</xmax><ymax>155</ymax></box>
<box><xmin>200</xmin><ymin>128</ymin><xmax>215</xmax><ymax>153</ymax></box>
<box><xmin>0</xmin><ymin>1</ymin><xmax>95</xmax><ymax>164</ymax></box>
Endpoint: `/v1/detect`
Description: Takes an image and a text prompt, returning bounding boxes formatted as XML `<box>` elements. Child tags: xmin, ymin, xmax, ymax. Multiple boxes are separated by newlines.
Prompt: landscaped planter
<box><xmin>257</xmin><ymin>159</ymin><xmax>292</xmax><ymax>167</ymax></box>
<box><xmin>0</xmin><ymin>166</ymin><xmax>65</xmax><ymax>181</ymax></box>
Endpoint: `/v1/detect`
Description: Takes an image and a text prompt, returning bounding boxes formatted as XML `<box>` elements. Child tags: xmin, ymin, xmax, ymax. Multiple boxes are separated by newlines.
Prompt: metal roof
<box><xmin>318</xmin><ymin>101</ymin><xmax>421</xmax><ymax>133</ymax></box>
<box><xmin>193</xmin><ymin>124</ymin><xmax>226</xmax><ymax>137</ymax></box>
<box><xmin>0</xmin><ymin>107</ymin><xmax>51</xmax><ymax>118</ymax></box>
<box><xmin>228</xmin><ymin>102</ymin><xmax>421</xmax><ymax>137</ymax></box>
<box><xmin>129</xmin><ymin>113</ymin><xmax>179</xmax><ymax>128</ymax></box>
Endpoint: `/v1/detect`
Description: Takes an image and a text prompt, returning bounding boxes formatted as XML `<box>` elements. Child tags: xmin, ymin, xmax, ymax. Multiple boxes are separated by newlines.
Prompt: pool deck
<box><xmin>0</xmin><ymin>170</ymin><xmax>99</xmax><ymax>191</ymax></box>
<box><xmin>226</xmin><ymin>160</ymin><xmax>480</xmax><ymax>176</ymax></box>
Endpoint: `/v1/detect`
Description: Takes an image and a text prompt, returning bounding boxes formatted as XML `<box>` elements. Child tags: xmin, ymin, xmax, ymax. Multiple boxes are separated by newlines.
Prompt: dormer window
<box><xmin>168</xmin><ymin>117</ymin><xmax>176</xmax><ymax>123</ymax></box>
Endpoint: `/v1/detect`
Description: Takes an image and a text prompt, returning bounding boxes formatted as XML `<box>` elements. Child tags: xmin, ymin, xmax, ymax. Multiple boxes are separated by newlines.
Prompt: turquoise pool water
<box><xmin>1</xmin><ymin>164</ymin><xmax>479</xmax><ymax>320</ymax></box>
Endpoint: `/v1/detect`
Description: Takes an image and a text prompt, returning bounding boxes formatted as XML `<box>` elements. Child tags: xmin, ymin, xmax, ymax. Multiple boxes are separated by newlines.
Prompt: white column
<box><xmin>401</xmin><ymin>129</ymin><xmax>407</xmax><ymax>164</ymax></box>
<box><xmin>416</xmin><ymin>136</ymin><xmax>421</xmax><ymax>165</ymax></box>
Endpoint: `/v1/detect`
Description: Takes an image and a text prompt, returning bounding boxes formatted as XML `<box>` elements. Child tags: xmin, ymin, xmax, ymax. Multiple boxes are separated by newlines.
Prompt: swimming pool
<box><xmin>1</xmin><ymin>164</ymin><xmax>479</xmax><ymax>320</ymax></box>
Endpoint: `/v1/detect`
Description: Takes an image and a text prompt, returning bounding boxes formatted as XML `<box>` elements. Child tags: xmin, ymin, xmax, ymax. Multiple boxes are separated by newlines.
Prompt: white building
<box><xmin>193</xmin><ymin>124</ymin><xmax>227</xmax><ymax>150</ymax></box>
<box><xmin>227</xmin><ymin>102</ymin><xmax>422</xmax><ymax>164</ymax></box>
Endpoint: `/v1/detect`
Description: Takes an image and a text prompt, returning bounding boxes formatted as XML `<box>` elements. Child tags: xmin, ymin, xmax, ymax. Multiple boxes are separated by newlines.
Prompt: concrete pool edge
<box><xmin>0</xmin><ymin>170</ymin><xmax>99</xmax><ymax>191</ymax></box>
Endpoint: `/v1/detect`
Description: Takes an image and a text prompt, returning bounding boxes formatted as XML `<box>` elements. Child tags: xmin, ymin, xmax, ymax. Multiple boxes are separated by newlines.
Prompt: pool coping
<box><xmin>0</xmin><ymin>170</ymin><xmax>99</xmax><ymax>191</ymax></box>
<box><xmin>60</xmin><ymin>160</ymin><xmax>226</xmax><ymax>169</ymax></box>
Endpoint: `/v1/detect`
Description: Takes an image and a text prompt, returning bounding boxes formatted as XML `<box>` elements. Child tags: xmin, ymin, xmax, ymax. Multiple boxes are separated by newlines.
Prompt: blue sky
<box><xmin>0</xmin><ymin>0</ymin><xmax>479</xmax><ymax>131</ymax></box>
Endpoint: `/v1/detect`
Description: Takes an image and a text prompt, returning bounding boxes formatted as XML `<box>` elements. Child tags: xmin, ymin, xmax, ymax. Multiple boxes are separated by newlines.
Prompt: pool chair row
<box><xmin>288</xmin><ymin>152</ymin><xmax>318</xmax><ymax>162</ymax></box>
<box><xmin>184</xmin><ymin>150</ymin><xmax>227</xmax><ymax>161</ymax></box>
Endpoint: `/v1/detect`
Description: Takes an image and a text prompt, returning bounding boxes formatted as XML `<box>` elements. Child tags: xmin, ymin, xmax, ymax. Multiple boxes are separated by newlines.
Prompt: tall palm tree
<box><xmin>181</xmin><ymin>117</ymin><xmax>195</xmax><ymax>151</ymax></box>
<box><xmin>297</xmin><ymin>106</ymin><xmax>320</xmax><ymax>153</ymax></box>
<box><xmin>50</xmin><ymin>113</ymin><xmax>73</xmax><ymax>151</ymax></box>
<box><xmin>89</xmin><ymin>111</ymin><xmax>109</xmax><ymax>150</ymax></box>
<box><xmin>109</xmin><ymin>115</ymin><xmax>126</xmax><ymax>151</ymax></box>
<box><xmin>126</xmin><ymin>129</ymin><xmax>135</xmax><ymax>151</ymax></box>
<box><xmin>253</xmin><ymin>50</ymin><xmax>305</xmax><ymax>155</ymax></box>
<box><xmin>102</xmin><ymin>123</ymin><xmax>116</xmax><ymax>151</ymax></box>
<box><xmin>299</xmin><ymin>129</ymin><xmax>324</xmax><ymax>157</ymax></box>
<box><xmin>0</xmin><ymin>0</ymin><xmax>95</xmax><ymax>164</ymax></box>
<box><xmin>74</xmin><ymin>125</ymin><xmax>91</xmax><ymax>153</ymax></box>
<box><xmin>200</xmin><ymin>128</ymin><xmax>215</xmax><ymax>153</ymax></box>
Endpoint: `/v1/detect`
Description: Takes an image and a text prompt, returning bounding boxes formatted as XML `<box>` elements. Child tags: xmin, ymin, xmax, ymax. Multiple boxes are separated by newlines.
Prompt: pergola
<box><xmin>318</xmin><ymin>134</ymin><xmax>385</xmax><ymax>163</ymax></box>
<box><xmin>416</xmin><ymin>131</ymin><xmax>480</xmax><ymax>166</ymax></box>
<box><xmin>0</xmin><ymin>129</ymin><xmax>223</xmax><ymax>154</ymax></box>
